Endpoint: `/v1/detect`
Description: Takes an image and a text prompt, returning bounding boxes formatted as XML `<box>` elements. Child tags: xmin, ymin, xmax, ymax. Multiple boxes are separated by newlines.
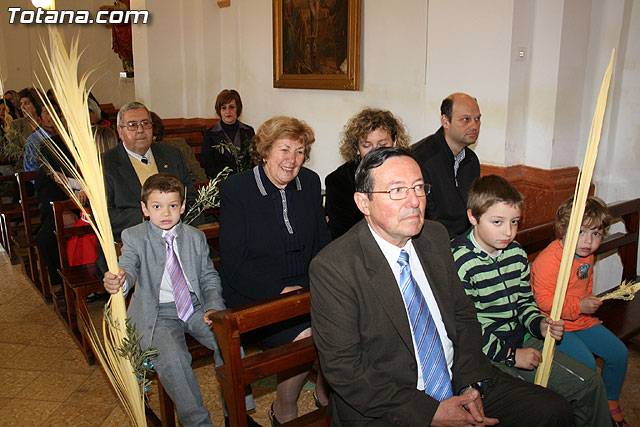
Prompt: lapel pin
<box><xmin>163</xmin><ymin>164</ymin><xmax>168</xmax><ymax>169</ymax></box>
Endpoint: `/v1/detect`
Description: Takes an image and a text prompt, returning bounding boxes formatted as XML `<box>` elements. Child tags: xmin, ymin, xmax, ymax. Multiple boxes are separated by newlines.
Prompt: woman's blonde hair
<box><xmin>251</xmin><ymin>116</ymin><xmax>315</xmax><ymax>165</ymax></box>
<box><xmin>339</xmin><ymin>108</ymin><xmax>409</xmax><ymax>162</ymax></box>
<box><xmin>94</xmin><ymin>125</ymin><xmax>118</xmax><ymax>154</ymax></box>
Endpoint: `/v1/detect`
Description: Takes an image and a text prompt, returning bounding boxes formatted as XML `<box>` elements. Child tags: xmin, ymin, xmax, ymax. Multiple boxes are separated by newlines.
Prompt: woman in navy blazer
<box><xmin>220</xmin><ymin>116</ymin><xmax>331</xmax><ymax>425</ymax></box>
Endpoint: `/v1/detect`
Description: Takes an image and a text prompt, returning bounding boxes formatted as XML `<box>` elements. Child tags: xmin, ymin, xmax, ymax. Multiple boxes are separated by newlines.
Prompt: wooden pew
<box><xmin>14</xmin><ymin>171</ymin><xmax>52</xmax><ymax>303</ymax></box>
<box><xmin>211</xmin><ymin>289</ymin><xmax>329</xmax><ymax>427</ymax></box>
<box><xmin>0</xmin><ymin>173</ymin><xmax>22</xmax><ymax>263</ymax></box>
<box><xmin>51</xmin><ymin>199</ymin><xmax>104</xmax><ymax>364</ymax></box>
<box><xmin>517</xmin><ymin>198</ymin><xmax>640</xmax><ymax>342</ymax></box>
<box><xmin>162</xmin><ymin>118</ymin><xmax>218</xmax><ymax>161</ymax></box>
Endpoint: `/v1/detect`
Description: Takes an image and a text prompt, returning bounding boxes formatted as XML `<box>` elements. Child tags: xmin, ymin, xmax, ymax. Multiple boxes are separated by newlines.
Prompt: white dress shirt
<box><xmin>369</xmin><ymin>225</ymin><xmax>454</xmax><ymax>391</ymax></box>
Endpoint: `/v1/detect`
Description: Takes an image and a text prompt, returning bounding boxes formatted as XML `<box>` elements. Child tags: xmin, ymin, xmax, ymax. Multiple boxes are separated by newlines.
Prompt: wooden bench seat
<box><xmin>163</xmin><ymin>118</ymin><xmax>218</xmax><ymax>162</ymax></box>
<box><xmin>51</xmin><ymin>199</ymin><xmax>103</xmax><ymax>364</ymax></box>
<box><xmin>14</xmin><ymin>171</ymin><xmax>52</xmax><ymax>303</ymax></box>
<box><xmin>517</xmin><ymin>198</ymin><xmax>640</xmax><ymax>342</ymax></box>
<box><xmin>211</xmin><ymin>290</ymin><xmax>329</xmax><ymax>427</ymax></box>
<box><xmin>0</xmin><ymin>173</ymin><xmax>21</xmax><ymax>261</ymax></box>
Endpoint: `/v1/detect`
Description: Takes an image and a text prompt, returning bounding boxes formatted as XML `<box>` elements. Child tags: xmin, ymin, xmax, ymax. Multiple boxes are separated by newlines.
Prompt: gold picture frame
<box><xmin>273</xmin><ymin>0</ymin><xmax>361</xmax><ymax>90</ymax></box>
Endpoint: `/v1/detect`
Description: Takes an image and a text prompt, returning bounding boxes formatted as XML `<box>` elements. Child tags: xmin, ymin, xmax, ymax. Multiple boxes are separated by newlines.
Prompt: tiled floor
<box><xmin>0</xmin><ymin>245</ymin><xmax>638</xmax><ymax>426</ymax></box>
<box><xmin>0</xmin><ymin>247</ymin><xmax>315</xmax><ymax>426</ymax></box>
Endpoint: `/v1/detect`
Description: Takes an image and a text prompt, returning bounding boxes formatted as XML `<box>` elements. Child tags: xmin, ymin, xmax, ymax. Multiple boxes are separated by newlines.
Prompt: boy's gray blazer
<box><xmin>118</xmin><ymin>220</ymin><xmax>225</xmax><ymax>349</ymax></box>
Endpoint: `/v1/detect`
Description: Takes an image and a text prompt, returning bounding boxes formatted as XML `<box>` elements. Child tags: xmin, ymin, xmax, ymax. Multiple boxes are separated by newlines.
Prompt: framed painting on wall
<box><xmin>273</xmin><ymin>0</ymin><xmax>361</xmax><ymax>90</ymax></box>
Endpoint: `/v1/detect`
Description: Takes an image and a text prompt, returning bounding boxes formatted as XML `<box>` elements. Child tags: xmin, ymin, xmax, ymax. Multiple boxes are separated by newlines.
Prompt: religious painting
<box><xmin>273</xmin><ymin>0</ymin><xmax>361</xmax><ymax>90</ymax></box>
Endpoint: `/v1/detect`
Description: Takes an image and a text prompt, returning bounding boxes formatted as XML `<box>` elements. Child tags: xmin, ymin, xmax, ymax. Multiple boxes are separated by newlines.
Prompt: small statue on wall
<box><xmin>99</xmin><ymin>0</ymin><xmax>134</xmax><ymax>73</ymax></box>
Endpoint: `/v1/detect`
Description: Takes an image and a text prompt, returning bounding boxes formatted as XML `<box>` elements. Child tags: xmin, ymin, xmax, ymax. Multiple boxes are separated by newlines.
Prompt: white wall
<box><xmin>586</xmin><ymin>0</ymin><xmax>640</xmax><ymax>293</ymax></box>
<box><xmin>0</xmin><ymin>0</ymin><xmax>134</xmax><ymax>107</ymax></box>
<box><xmin>426</xmin><ymin>0</ymin><xmax>515</xmax><ymax>167</ymax></box>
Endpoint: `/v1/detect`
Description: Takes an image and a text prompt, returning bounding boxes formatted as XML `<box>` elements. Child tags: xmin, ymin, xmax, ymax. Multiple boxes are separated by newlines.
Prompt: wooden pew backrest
<box><xmin>211</xmin><ymin>290</ymin><xmax>328</xmax><ymax>427</ymax></box>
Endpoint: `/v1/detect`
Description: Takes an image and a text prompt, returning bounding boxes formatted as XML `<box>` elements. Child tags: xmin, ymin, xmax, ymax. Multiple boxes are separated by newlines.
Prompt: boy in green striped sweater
<box><xmin>451</xmin><ymin>175</ymin><xmax>609</xmax><ymax>427</ymax></box>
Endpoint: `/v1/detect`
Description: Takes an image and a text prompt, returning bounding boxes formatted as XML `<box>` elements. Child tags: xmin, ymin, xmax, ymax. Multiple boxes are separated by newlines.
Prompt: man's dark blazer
<box><xmin>219</xmin><ymin>165</ymin><xmax>331</xmax><ymax>308</ymax></box>
<box><xmin>309</xmin><ymin>219</ymin><xmax>492</xmax><ymax>425</ymax></box>
<box><xmin>102</xmin><ymin>143</ymin><xmax>197</xmax><ymax>241</ymax></box>
<box><xmin>411</xmin><ymin>127</ymin><xmax>480</xmax><ymax>238</ymax></box>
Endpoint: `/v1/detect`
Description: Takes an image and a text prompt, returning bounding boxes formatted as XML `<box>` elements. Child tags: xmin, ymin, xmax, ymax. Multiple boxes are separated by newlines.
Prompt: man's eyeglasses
<box><xmin>121</xmin><ymin>120</ymin><xmax>152</xmax><ymax>131</ymax></box>
<box><xmin>367</xmin><ymin>184</ymin><xmax>431</xmax><ymax>200</ymax></box>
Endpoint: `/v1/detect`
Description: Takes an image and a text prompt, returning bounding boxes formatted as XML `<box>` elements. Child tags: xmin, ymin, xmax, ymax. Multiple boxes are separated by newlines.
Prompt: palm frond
<box><xmin>37</xmin><ymin>26</ymin><xmax>149</xmax><ymax>426</ymax></box>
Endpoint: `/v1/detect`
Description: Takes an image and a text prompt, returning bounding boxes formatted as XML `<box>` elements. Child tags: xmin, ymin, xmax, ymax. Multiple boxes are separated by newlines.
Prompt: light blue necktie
<box><xmin>397</xmin><ymin>249</ymin><xmax>452</xmax><ymax>401</ymax></box>
<box><xmin>165</xmin><ymin>233</ymin><xmax>194</xmax><ymax>322</ymax></box>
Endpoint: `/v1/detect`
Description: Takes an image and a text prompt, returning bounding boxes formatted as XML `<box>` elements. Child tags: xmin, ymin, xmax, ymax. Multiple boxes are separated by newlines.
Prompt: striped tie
<box><xmin>397</xmin><ymin>249</ymin><xmax>452</xmax><ymax>401</ymax></box>
<box><xmin>165</xmin><ymin>233</ymin><xmax>194</xmax><ymax>322</ymax></box>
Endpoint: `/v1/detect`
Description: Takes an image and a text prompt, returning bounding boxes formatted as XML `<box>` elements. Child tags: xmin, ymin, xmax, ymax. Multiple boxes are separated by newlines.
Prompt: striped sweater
<box><xmin>451</xmin><ymin>234</ymin><xmax>544</xmax><ymax>362</ymax></box>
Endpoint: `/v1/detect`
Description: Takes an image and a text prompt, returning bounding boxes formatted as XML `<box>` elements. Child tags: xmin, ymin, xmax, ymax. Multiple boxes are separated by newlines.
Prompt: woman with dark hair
<box><xmin>325</xmin><ymin>108</ymin><xmax>410</xmax><ymax>238</ymax></box>
<box><xmin>17</xmin><ymin>88</ymin><xmax>41</xmax><ymax>120</ymax></box>
<box><xmin>200</xmin><ymin>89</ymin><xmax>255</xmax><ymax>179</ymax></box>
<box><xmin>3</xmin><ymin>90</ymin><xmax>20</xmax><ymax>114</ymax></box>
<box><xmin>220</xmin><ymin>116</ymin><xmax>331</xmax><ymax>424</ymax></box>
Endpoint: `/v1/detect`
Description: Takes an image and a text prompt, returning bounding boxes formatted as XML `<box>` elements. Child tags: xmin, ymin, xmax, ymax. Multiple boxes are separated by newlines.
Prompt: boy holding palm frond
<box><xmin>103</xmin><ymin>173</ymin><xmax>257</xmax><ymax>426</ymax></box>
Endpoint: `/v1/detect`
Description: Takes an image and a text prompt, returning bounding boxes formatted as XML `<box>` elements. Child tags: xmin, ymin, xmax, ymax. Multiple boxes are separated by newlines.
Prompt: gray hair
<box><xmin>117</xmin><ymin>101</ymin><xmax>150</xmax><ymax>127</ymax></box>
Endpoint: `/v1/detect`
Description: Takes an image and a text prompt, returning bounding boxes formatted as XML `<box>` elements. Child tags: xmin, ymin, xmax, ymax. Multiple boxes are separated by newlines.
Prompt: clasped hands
<box><xmin>432</xmin><ymin>388</ymin><xmax>498</xmax><ymax>426</ymax></box>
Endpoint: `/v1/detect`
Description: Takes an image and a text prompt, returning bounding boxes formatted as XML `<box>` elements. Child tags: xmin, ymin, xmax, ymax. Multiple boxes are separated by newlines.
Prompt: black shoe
<box><xmin>86</xmin><ymin>291</ymin><xmax>109</xmax><ymax>303</ymax></box>
<box><xmin>224</xmin><ymin>415</ymin><xmax>262</xmax><ymax>427</ymax></box>
<box><xmin>268</xmin><ymin>403</ymin><xmax>281</xmax><ymax>427</ymax></box>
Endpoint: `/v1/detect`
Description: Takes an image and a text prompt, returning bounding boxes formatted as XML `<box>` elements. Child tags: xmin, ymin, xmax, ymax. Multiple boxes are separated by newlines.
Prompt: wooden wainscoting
<box><xmin>480</xmin><ymin>165</ymin><xmax>592</xmax><ymax>229</ymax></box>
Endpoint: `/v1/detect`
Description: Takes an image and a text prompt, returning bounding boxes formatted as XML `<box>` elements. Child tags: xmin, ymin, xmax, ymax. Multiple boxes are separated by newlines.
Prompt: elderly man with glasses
<box><xmin>310</xmin><ymin>147</ymin><xmax>573</xmax><ymax>426</ymax></box>
<box><xmin>102</xmin><ymin>101</ymin><xmax>199</xmax><ymax>243</ymax></box>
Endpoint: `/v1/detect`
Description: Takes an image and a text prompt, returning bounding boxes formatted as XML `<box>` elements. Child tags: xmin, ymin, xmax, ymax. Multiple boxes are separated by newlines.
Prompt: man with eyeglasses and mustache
<box><xmin>412</xmin><ymin>93</ymin><xmax>482</xmax><ymax>238</ymax></box>
<box><xmin>309</xmin><ymin>147</ymin><xmax>572</xmax><ymax>426</ymax></box>
<box><xmin>102</xmin><ymin>101</ymin><xmax>199</xmax><ymax>242</ymax></box>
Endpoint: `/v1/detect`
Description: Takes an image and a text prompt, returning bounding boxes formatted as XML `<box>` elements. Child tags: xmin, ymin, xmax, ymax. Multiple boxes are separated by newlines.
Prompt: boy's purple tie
<box><xmin>165</xmin><ymin>233</ymin><xmax>194</xmax><ymax>322</ymax></box>
<box><xmin>397</xmin><ymin>249</ymin><xmax>452</xmax><ymax>401</ymax></box>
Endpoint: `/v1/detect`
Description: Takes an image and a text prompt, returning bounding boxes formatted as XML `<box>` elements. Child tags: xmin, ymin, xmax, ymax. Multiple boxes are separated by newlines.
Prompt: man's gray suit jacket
<box><xmin>118</xmin><ymin>220</ymin><xmax>225</xmax><ymax>350</ymax></box>
<box><xmin>310</xmin><ymin>219</ymin><xmax>492</xmax><ymax>426</ymax></box>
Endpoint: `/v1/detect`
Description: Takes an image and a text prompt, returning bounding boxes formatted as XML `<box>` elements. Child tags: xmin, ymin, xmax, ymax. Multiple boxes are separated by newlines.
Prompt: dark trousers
<box><xmin>482</xmin><ymin>366</ymin><xmax>574</xmax><ymax>426</ymax></box>
<box><xmin>35</xmin><ymin>211</ymin><xmax>61</xmax><ymax>287</ymax></box>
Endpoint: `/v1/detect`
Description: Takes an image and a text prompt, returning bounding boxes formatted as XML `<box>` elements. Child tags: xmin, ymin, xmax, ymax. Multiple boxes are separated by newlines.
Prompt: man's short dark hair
<box><xmin>440</xmin><ymin>96</ymin><xmax>454</xmax><ymax>122</ymax></box>
<box><xmin>355</xmin><ymin>147</ymin><xmax>415</xmax><ymax>198</ymax></box>
<box><xmin>141</xmin><ymin>173</ymin><xmax>185</xmax><ymax>204</ymax></box>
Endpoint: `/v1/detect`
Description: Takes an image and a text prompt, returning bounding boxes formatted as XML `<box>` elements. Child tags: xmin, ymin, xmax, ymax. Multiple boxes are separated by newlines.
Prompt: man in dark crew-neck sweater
<box><xmin>412</xmin><ymin>92</ymin><xmax>481</xmax><ymax>238</ymax></box>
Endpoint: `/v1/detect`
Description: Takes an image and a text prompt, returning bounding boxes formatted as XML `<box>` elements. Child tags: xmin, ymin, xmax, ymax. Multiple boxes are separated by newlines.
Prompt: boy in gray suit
<box><xmin>103</xmin><ymin>173</ymin><xmax>257</xmax><ymax>427</ymax></box>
